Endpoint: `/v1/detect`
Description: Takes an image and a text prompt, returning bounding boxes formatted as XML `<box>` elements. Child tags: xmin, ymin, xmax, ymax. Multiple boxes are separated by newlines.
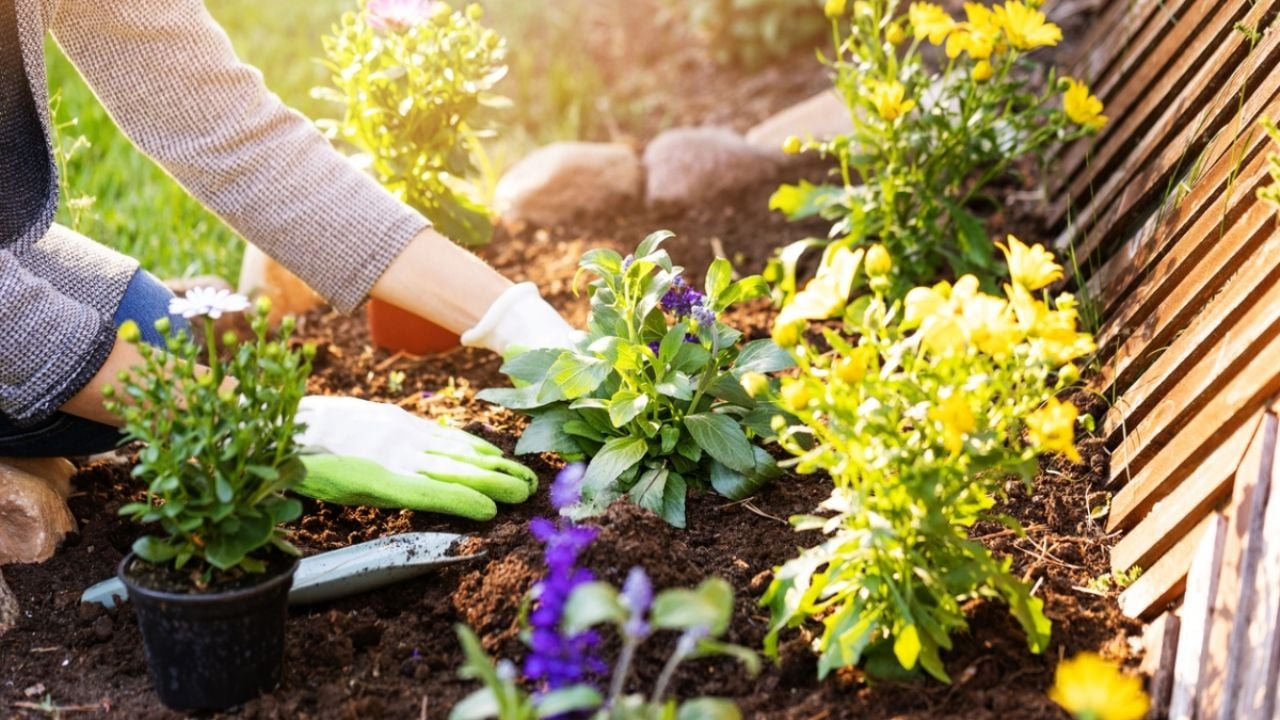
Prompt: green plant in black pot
<box><xmin>105</xmin><ymin>289</ymin><xmax>314</xmax><ymax>711</ymax></box>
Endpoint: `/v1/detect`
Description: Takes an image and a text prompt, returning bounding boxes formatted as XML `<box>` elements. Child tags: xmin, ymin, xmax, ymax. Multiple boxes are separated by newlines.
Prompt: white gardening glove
<box><xmin>460</xmin><ymin>282</ymin><xmax>579</xmax><ymax>355</ymax></box>
<box><xmin>292</xmin><ymin>396</ymin><xmax>537</xmax><ymax>518</ymax></box>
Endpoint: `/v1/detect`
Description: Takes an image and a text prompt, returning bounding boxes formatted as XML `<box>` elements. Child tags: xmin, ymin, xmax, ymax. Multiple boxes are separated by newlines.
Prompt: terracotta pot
<box><xmin>365</xmin><ymin>298</ymin><xmax>461</xmax><ymax>355</ymax></box>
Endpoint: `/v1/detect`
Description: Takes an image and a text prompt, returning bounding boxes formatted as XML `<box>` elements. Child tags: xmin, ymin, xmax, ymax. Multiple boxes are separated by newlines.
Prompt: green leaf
<box><xmin>768</xmin><ymin>180</ymin><xmax>842</xmax><ymax>220</ymax></box>
<box><xmin>733</xmin><ymin>340</ymin><xmax>795</xmax><ymax>375</ymax></box>
<box><xmin>563</xmin><ymin>581</ymin><xmax>626</xmax><ymax>635</ymax></box>
<box><xmin>449</xmin><ymin>689</ymin><xmax>502</xmax><ymax>720</ymax></box>
<box><xmin>579</xmin><ymin>248</ymin><xmax>624</xmax><ymax>277</ymax></box>
<box><xmin>582</xmin><ymin>437</ymin><xmax>649</xmax><ymax>494</ymax></box>
<box><xmin>516</xmin><ymin>409</ymin><xmax>583</xmax><ymax>455</ymax></box>
<box><xmin>534</xmin><ymin>686</ymin><xmax>603</xmax><ymax>717</ymax></box>
<box><xmin>629</xmin><ymin>467</ymin><xmax>669</xmax><ymax>517</ymax></box>
<box><xmin>132</xmin><ymin>535</ymin><xmax>178</xmax><ymax>564</ymax></box>
<box><xmin>426</xmin><ymin>191</ymin><xmax>493</xmax><ymax>248</ymax></box>
<box><xmin>608</xmin><ymin>390</ymin><xmax>650</xmax><ymax>427</ymax></box>
<box><xmin>683</xmin><ymin>413</ymin><xmax>755</xmax><ymax>474</ymax></box>
<box><xmin>942</xmin><ymin>199</ymin><xmax>998</xmax><ymax>281</ymax></box>
<box><xmin>718</xmin><ymin>276</ymin><xmax>769</xmax><ymax>309</ymax></box>
<box><xmin>708</xmin><ymin>448</ymin><xmax>778</xmax><ymax>501</ymax></box>
<box><xmin>563</xmin><ymin>419</ymin><xmax>606</xmax><ymax>443</ymax></box>
<box><xmin>652</xmin><ymin>577</ymin><xmax>734</xmax><ymax>635</ymax></box>
<box><xmin>704</xmin><ymin>258</ymin><xmax>732</xmax><ymax>306</ymax></box>
<box><xmin>544</xmin><ymin>354</ymin><xmax>611</xmax><ymax>400</ymax></box>
<box><xmin>893</xmin><ymin>624</ymin><xmax>922</xmax><ymax>670</ymax></box>
<box><xmin>675</xmin><ymin>698</ymin><xmax>742</xmax><ymax>720</ymax></box>
<box><xmin>706</xmin><ymin>374</ymin><xmax>754</xmax><ymax>407</ymax></box>
<box><xmin>692</xmin><ymin>640</ymin><xmax>762</xmax><ymax>677</ymax></box>
<box><xmin>500</xmin><ymin>348</ymin><xmax>564</xmax><ymax>386</ymax></box>
<box><xmin>662</xmin><ymin>472</ymin><xmax>688</xmax><ymax>528</ymax></box>
<box><xmin>477</xmin><ymin>385</ymin><xmax>551</xmax><ymax>410</ymax></box>
<box><xmin>635</xmin><ymin>230</ymin><xmax>675</xmax><ymax>259</ymax></box>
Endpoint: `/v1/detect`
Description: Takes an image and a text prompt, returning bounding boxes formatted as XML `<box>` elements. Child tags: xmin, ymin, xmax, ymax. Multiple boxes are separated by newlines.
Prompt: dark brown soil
<box><xmin>1</xmin><ymin>8</ymin><xmax>1134</xmax><ymax>717</ymax></box>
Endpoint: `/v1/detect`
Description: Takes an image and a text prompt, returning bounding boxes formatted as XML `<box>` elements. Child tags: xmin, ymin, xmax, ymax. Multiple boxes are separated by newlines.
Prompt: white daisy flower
<box><xmin>168</xmin><ymin>287</ymin><xmax>252</xmax><ymax>319</ymax></box>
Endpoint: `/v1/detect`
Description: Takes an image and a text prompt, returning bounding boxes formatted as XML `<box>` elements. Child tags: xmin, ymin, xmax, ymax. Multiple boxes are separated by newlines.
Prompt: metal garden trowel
<box><xmin>81</xmin><ymin>532</ymin><xmax>482</xmax><ymax>609</ymax></box>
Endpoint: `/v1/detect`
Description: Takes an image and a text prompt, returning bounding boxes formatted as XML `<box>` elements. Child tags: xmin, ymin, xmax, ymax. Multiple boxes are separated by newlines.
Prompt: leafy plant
<box><xmin>761</xmin><ymin>238</ymin><xmax>1094</xmax><ymax>681</ymax></box>
<box><xmin>478</xmin><ymin>232</ymin><xmax>794</xmax><ymax>528</ymax></box>
<box><xmin>661</xmin><ymin>0</ymin><xmax>829</xmax><ymax>68</ymax></box>
<box><xmin>769</xmin><ymin>0</ymin><xmax>1105</xmax><ymax>299</ymax></box>
<box><xmin>316</xmin><ymin>0</ymin><xmax>508</xmax><ymax>246</ymax></box>
<box><xmin>107</xmin><ymin>293</ymin><xmax>314</xmax><ymax>583</ymax></box>
<box><xmin>451</xmin><ymin>570</ymin><xmax>758</xmax><ymax>720</ymax></box>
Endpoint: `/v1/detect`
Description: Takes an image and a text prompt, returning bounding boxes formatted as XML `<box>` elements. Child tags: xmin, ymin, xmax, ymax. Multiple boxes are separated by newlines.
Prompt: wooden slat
<box><xmin>1237</xmin><ymin>428</ymin><xmax>1280</xmax><ymax>717</ymax></box>
<box><xmin>1168</xmin><ymin>512</ymin><xmax>1229</xmax><ymax>720</ymax></box>
<box><xmin>1065</xmin><ymin>0</ymin><xmax>1161</xmax><ymax>91</ymax></box>
<box><xmin>1109</xmin><ymin>411</ymin><xmax>1261</xmax><ymax>566</ymax></box>
<box><xmin>1196</xmin><ymin>411</ymin><xmax>1277</xmax><ymax>719</ymax></box>
<box><xmin>1053</xmin><ymin>1</ymin><xmax>1280</xmax><ymax>260</ymax></box>
<box><xmin>1140</xmin><ymin>611</ymin><xmax>1181</xmax><ymax>720</ymax></box>
<box><xmin>1104</xmin><ymin>222</ymin><xmax>1280</xmax><ymax>474</ymax></box>
<box><xmin>1106</xmin><ymin>314</ymin><xmax>1280</xmax><ymax>528</ymax></box>
<box><xmin>1120</xmin><ymin>512</ymin><xmax>1214</xmax><ymax>619</ymax></box>
<box><xmin>1051</xmin><ymin>0</ymin><xmax>1208</xmax><ymax>198</ymax></box>
<box><xmin>1089</xmin><ymin>140</ymin><xmax>1277</xmax><ymax>401</ymax></box>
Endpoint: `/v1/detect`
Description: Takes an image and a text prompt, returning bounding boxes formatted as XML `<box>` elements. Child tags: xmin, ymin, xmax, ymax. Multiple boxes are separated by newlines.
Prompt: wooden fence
<box><xmin>1052</xmin><ymin>0</ymin><xmax>1280</xmax><ymax>716</ymax></box>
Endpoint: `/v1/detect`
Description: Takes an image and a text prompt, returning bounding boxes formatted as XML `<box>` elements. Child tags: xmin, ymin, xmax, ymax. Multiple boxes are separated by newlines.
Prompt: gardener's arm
<box><xmin>50</xmin><ymin>0</ymin><xmax>572</xmax><ymax>351</ymax></box>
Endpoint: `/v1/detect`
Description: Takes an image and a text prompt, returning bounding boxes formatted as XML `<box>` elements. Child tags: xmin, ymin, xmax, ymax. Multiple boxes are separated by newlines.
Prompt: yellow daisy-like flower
<box><xmin>929</xmin><ymin>391</ymin><xmax>976</xmax><ymax>454</ymax></box>
<box><xmin>998</xmin><ymin>235</ymin><xmax>1063</xmax><ymax>291</ymax></box>
<box><xmin>994</xmin><ymin>1</ymin><xmax>1061</xmax><ymax>50</ymax></box>
<box><xmin>1049</xmin><ymin>653</ymin><xmax>1150</xmax><ymax>720</ymax></box>
<box><xmin>909</xmin><ymin>2</ymin><xmax>955</xmax><ymax>45</ymax></box>
<box><xmin>1063</xmin><ymin>77</ymin><xmax>1108</xmax><ymax>130</ymax></box>
<box><xmin>946</xmin><ymin>3</ymin><xmax>998</xmax><ymax>59</ymax></box>
<box><xmin>867</xmin><ymin>79</ymin><xmax>916</xmax><ymax>121</ymax></box>
<box><xmin>1026</xmin><ymin>397</ymin><xmax>1081</xmax><ymax>463</ymax></box>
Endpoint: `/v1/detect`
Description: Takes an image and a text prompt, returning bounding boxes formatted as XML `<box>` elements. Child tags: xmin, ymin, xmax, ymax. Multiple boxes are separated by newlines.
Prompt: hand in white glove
<box><xmin>460</xmin><ymin>282</ymin><xmax>580</xmax><ymax>355</ymax></box>
<box><xmin>292</xmin><ymin>396</ymin><xmax>537</xmax><ymax>519</ymax></box>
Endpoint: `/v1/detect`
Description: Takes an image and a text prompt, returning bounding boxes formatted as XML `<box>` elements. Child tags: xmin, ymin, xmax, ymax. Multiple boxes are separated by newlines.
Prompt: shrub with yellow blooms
<box><xmin>760</xmin><ymin>237</ymin><xmax>1094</xmax><ymax>681</ymax></box>
<box><xmin>769</xmin><ymin>0</ymin><xmax>1106</xmax><ymax>302</ymax></box>
<box><xmin>1049</xmin><ymin>653</ymin><xmax>1150</xmax><ymax>720</ymax></box>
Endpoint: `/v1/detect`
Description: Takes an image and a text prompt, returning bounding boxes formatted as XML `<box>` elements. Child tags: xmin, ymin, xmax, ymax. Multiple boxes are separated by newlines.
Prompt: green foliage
<box><xmin>479</xmin><ymin>232</ymin><xmax>793</xmax><ymax>527</ymax></box>
<box><xmin>315</xmin><ymin>0</ymin><xmax>507</xmax><ymax>246</ymax></box>
<box><xmin>108</xmin><ymin>300</ymin><xmax>314</xmax><ymax>583</ymax></box>
<box><xmin>768</xmin><ymin>0</ymin><xmax>1103</xmax><ymax>299</ymax></box>
<box><xmin>762</xmin><ymin>240</ymin><xmax>1095</xmax><ymax>681</ymax></box>
<box><xmin>450</xmin><ymin>576</ymin><xmax>757</xmax><ymax>720</ymax></box>
<box><xmin>662</xmin><ymin>0</ymin><xmax>829</xmax><ymax>68</ymax></box>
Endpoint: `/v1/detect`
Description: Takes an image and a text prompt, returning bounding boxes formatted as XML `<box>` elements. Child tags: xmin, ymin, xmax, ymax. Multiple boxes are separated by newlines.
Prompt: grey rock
<box><xmin>643</xmin><ymin>127</ymin><xmax>780</xmax><ymax>209</ymax></box>
<box><xmin>495</xmin><ymin>142</ymin><xmax>643</xmax><ymax>227</ymax></box>
<box><xmin>745</xmin><ymin>90</ymin><xmax>854</xmax><ymax>155</ymax></box>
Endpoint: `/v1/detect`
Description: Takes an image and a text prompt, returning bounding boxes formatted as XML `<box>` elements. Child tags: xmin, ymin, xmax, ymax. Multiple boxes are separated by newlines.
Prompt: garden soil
<box><xmin>1</xmin><ymin>10</ymin><xmax>1136</xmax><ymax>716</ymax></box>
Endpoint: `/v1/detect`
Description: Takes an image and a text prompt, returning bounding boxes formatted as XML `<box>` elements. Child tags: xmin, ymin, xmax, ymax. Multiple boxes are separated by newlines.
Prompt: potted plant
<box><xmin>105</xmin><ymin>290</ymin><xmax>314</xmax><ymax>711</ymax></box>
<box><xmin>316</xmin><ymin>0</ymin><xmax>508</xmax><ymax>354</ymax></box>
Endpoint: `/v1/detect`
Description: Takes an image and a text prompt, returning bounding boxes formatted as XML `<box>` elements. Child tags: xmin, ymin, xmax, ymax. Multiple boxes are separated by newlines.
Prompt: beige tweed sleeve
<box><xmin>48</xmin><ymin>0</ymin><xmax>430</xmax><ymax>313</ymax></box>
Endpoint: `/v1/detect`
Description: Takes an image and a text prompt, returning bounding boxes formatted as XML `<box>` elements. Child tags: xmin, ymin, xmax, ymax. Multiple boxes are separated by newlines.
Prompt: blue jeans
<box><xmin>0</xmin><ymin>269</ymin><xmax>189</xmax><ymax>457</ymax></box>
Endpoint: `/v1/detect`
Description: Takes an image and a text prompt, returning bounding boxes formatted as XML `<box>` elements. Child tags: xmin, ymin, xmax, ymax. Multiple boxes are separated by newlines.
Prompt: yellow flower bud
<box><xmin>886</xmin><ymin>23</ymin><xmax>907</xmax><ymax>45</ymax></box>
<box><xmin>772</xmin><ymin>319</ymin><xmax>803</xmax><ymax>347</ymax></box>
<box><xmin>780</xmin><ymin>381</ymin><xmax>812</xmax><ymax>410</ymax></box>
<box><xmin>825</xmin><ymin>0</ymin><xmax>847</xmax><ymax>20</ymax></box>
<box><xmin>466</xmin><ymin>3</ymin><xmax>483</xmax><ymax>21</ymax></box>
<box><xmin>118</xmin><ymin>320</ymin><xmax>141</xmax><ymax>344</ymax></box>
<box><xmin>834</xmin><ymin>352</ymin><xmax>867</xmax><ymax>384</ymax></box>
<box><xmin>101</xmin><ymin>384</ymin><xmax>115</xmax><ymax>398</ymax></box>
<box><xmin>740</xmin><ymin>372</ymin><xmax>770</xmax><ymax>398</ymax></box>
<box><xmin>782</xmin><ymin>135</ymin><xmax>804</xmax><ymax>155</ymax></box>
<box><xmin>255</xmin><ymin>295</ymin><xmax>273</xmax><ymax>317</ymax></box>
<box><xmin>865</xmin><ymin>243</ymin><xmax>892</xmax><ymax>277</ymax></box>
<box><xmin>972</xmin><ymin>60</ymin><xmax>994</xmax><ymax>82</ymax></box>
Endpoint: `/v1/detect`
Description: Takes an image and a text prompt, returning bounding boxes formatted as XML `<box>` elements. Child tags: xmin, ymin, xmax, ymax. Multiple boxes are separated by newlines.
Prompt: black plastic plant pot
<box><xmin>117</xmin><ymin>552</ymin><xmax>299</xmax><ymax>711</ymax></box>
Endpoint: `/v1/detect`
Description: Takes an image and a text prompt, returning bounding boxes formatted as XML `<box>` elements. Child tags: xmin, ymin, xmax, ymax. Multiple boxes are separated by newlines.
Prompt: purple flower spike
<box><xmin>525</xmin><ymin>509</ymin><xmax>605</xmax><ymax>694</ymax></box>
<box><xmin>550</xmin><ymin>462</ymin><xmax>587</xmax><ymax>511</ymax></box>
<box><xmin>621</xmin><ymin>567</ymin><xmax>653</xmax><ymax>639</ymax></box>
<box><xmin>621</xmin><ymin>254</ymin><xmax>636</xmax><ymax>272</ymax></box>
<box><xmin>647</xmin><ymin>340</ymin><xmax>662</xmax><ymax>355</ymax></box>
<box><xmin>661</xmin><ymin>275</ymin><xmax>706</xmax><ymax>320</ymax></box>
<box><xmin>691</xmin><ymin>302</ymin><xmax>717</xmax><ymax>329</ymax></box>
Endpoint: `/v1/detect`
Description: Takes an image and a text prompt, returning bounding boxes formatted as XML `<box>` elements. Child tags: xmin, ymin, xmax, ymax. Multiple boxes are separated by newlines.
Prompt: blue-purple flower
<box><xmin>549</xmin><ymin>462</ymin><xmax>586</xmax><ymax>513</ymax></box>
<box><xmin>621</xmin><ymin>567</ymin><xmax>653</xmax><ymax>639</ymax></box>
<box><xmin>661</xmin><ymin>275</ymin><xmax>705</xmax><ymax>319</ymax></box>
<box><xmin>690</xmin><ymin>302</ymin><xmax>717</xmax><ymax>329</ymax></box>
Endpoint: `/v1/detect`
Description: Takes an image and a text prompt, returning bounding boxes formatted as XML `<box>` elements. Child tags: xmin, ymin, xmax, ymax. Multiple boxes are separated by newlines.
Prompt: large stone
<box><xmin>495</xmin><ymin>142</ymin><xmax>643</xmax><ymax>227</ymax></box>
<box><xmin>0</xmin><ymin>458</ymin><xmax>77</xmax><ymax>566</ymax></box>
<box><xmin>238</xmin><ymin>244</ymin><xmax>324</xmax><ymax>325</ymax></box>
<box><xmin>745</xmin><ymin>90</ymin><xmax>854</xmax><ymax>155</ymax></box>
<box><xmin>643</xmin><ymin>127</ymin><xmax>780</xmax><ymax>210</ymax></box>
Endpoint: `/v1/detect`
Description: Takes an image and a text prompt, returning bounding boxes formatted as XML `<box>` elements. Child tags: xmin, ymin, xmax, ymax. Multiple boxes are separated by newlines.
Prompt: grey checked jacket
<box><xmin>3</xmin><ymin>0</ymin><xmax>429</xmax><ymax>424</ymax></box>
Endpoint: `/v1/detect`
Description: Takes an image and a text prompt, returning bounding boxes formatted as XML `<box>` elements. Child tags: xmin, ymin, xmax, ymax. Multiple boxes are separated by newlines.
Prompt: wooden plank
<box><xmin>1052</xmin><ymin>0</ymin><xmax>1215</xmax><ymax>198</ymax></box>
<box><xmin>1109</xmin><ymin>412</ymin><xmax>1261</xmax><ymax>566</ymax></box>
<box><xmin>1238</xmin><ymin>422</ymin><xmax>1280</xmax><ymax>717</ymax></box>
<box><xmin>1066</xmin><ymin>0</ymin><xmax>1162</xmax><ymax>91</ymax></box>
<box><xmin>1049</xmin><ymin>0</ymin><xmax>1264</xmax><ymax>232</ymax></box>
<box><xmin>1196</xmin><ymin>412</ymin><xmax>1277</xmax><ymax>719</ymax></box>
<box><xmin>1107</xmin><ymin>315</ymin><xmax>1280</xmax><ymax>528</ymax></box>
<box><xmin>1168</xmin><ymin>512</ymin><xmax>1229</xmax><ymax>720</ymax></box>
<box><xmin>1140</xmin><ymin>611</ymin><xmax>1181</xmax><ymax>720</ymax></box>
<box><xmin>1120</xmin><ymin>512</ymin><xmax>1214</xmax><ymax>619</ymax></box>
<box><xmin>1053</xmin><ymin>0</ymin><xmax>1280</xmax><ymax>259</ymax></box>
<box><xmin>1091</xmin><ymin>155</ymin><xmax>1278</xmax><ymax>402</ymax></box>
<box><xmin>1102</xmin><ymin>215</ymin><xmax>1280</xmax><ymax>458</ymax></box>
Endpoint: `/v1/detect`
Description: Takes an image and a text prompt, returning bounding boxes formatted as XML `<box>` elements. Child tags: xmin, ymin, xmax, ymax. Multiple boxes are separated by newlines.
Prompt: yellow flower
<box><xmin>782</xmin><ymin>135</ymin><xmax>803</xmax><ymax>155</ymax></box>
<box><xmin>994</xmin><ymin>1</ymin><xmax>1061</xmax><ymax>50</ymax></box>
<box><xmin>118</xmin><ymin>320</ymin><xmax>142</xmax><ymax>344</ymax></box>
<box><xmin>1062</xmin><ymin>77</ymin><xmax>1108</xmax><ymax>130</ymax></box>
<box><xmin>825</xmin><ymin>0</ymin><xmax>847</xmax><ymax>20</ymax></box>
<box><xmin>834</xmin><ymin>345</ymin><xmax>876</xmax><ymax>384</ymax></box>
<box><xmin>909</xmin><ymin>2</ymin><xmax>955</xmax><ymax>45</ymax></box>
<box><xmin>946</xmin><ymin>3</ymin><xmax>997</xmax><ymax>59</ymax></box>
<box><xmin>1049</xmin><ymin>653</ymin><xmax>1150</xmax><ymax>720</ymax></box>
<box><xmin>780</xmin><ymin>380</ymin><xmax>813</xmax><ymax>410</ymax></box>
<box><xmin>867</xmin><ymin>79</ymin><xmax>916</xmax><ymax>121</ymax></box>
<box><xmin>865</xmin><ymin>244</ymin><xmax>892</xmax><ymax>277</ymax></box>
<box><xmin>965</xmin><ymin>295</ymin><xmax>1022</xmax><ymax>358</ymax></box>
<box><xmin>929</xmin><ymin>391</ymin><xmax>975</xmax><ymax>454</ymax></box>
<box><xmin>972</xmin><ymin>59</ymin><xmax>994</xmax><ymax>82</ymax></box>
<box><xmin>903</xmin><ymin>286</ymin><xmax>947</xmax><ymax>328</ymax></box>
<box><xmin>1026</xmin><ymin>397</ymin><xmax>1081</xmax><ymax>463</ymax></box>
<box><xmin>886</xmin><ymin>22</ymin><xmax>907</xmax><ymax>46</ymax></box>
<box><xmin>998</xmin><ymin>235</ymin><xmax>1063</xmax><ymax>290</ymax></box>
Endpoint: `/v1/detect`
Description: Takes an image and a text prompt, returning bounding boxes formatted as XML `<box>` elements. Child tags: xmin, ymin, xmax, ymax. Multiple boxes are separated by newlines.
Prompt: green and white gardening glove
<box><xmin>293</xmin><ymin>396</ymin><xmax>537</xmax><ymax>521</ymax></box>
<box><xmin>460</xmin><ymin>282</ymin><xmax>581</xmax><ymax>356</ymax></box>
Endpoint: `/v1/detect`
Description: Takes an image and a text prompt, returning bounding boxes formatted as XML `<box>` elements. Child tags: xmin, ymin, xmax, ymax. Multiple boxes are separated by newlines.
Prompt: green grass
<box><xmin>47</xmin><ymin>0</ymin><xmax>611</xmax><ymax>281</ymax></box>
